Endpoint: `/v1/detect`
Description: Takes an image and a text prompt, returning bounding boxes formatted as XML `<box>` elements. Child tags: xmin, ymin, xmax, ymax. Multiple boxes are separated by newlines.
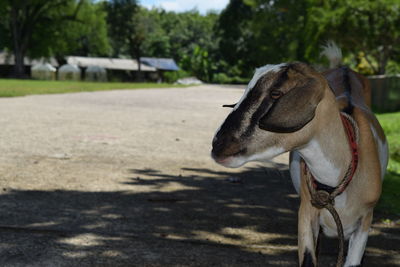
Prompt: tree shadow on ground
<box><xmin>0</xmin><ymin>165</ymin><xmax>398</xmax><ymax>266</ymax></box>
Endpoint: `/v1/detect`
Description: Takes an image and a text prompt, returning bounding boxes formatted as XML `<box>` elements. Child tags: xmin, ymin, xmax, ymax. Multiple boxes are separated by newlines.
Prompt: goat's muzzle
<box><xmin>211</xmin><ymin>134</ymin><xmax>245</xmax><ymax>164</ymax></box>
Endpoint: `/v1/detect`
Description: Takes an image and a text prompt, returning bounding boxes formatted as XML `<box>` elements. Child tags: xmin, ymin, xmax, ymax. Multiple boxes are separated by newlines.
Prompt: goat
<box><xmin>211</xmin><ymin>54</ymin><xmax>388</xmax><ymax>265</ymax></box>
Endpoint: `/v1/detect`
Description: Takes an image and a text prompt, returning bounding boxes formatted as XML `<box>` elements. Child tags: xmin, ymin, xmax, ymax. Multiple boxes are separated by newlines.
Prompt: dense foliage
<box><xmin>305</xmin><ymin>0</ymin><xmax>400</xmax><ymax>75</ymax></box>
<box><xmin>0</xmin><ymin>0</ymin><xmax>399</xmax><ymax>80</ymax></box>
<box><xmin>377</xmin><ymin>112</ymin><xmax>400</xmax><ymax>215</ymax></box>
<box><xmin>0</xmin><ymin>0</ymin><xmax>110</xmax><ymax>77</ymax></box>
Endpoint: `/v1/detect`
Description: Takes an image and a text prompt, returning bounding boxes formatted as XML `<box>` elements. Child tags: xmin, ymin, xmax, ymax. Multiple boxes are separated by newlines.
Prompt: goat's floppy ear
<box><xmin>259</xmin><ymin>82</ymin><xmax>323</xmax><ymax>133</ymax></box>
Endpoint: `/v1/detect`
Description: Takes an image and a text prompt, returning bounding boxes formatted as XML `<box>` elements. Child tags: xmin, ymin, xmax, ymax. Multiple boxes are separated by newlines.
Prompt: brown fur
<box><xmin>296</xmin><ymin>67</ymin><xmax>386</xmax><ymax>266</ymax></box>
<box><xmin>323</xmin><ymin>68</ymin><xmax>372</xmax><ymax>108</ymax></box>
<box><xmin>212</xmin><ymin>63</ymin><xmax>387</xmax><ymax>266</ymax></box>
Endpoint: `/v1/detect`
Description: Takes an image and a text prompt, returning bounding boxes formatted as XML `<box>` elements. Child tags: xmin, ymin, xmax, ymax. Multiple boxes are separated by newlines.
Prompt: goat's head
<box><xmin>211</xmin><ymin>62</ymin><xmax>327</xmax><ymax>167</ymax></box>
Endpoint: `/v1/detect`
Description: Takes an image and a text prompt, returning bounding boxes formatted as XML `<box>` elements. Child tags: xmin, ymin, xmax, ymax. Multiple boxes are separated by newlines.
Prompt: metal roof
<box><xmin>0</xmin><ymin>52</ymin><xmax>59</xmax><ymax>66</ymax></box>
<box><xmin>0</xmin><ymin>53</ymin><xmax>178</xmax><ymax>72</ymax></box>
<box><xmin>67</xmin><ymin>56</ymin><xmax>157</xmax><ymax>72</ymax></box>
<box><xmin>140</xmin><ymin>57</ymin><xmax>179</xmax><ymax>71</ymax></box>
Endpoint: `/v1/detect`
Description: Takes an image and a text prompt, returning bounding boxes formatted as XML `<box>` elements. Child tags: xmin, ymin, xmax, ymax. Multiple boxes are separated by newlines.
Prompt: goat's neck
<box><xmin>297</xmin><ymin>111</ymin><xmax>352</xmax><ymax>187</ymax></box>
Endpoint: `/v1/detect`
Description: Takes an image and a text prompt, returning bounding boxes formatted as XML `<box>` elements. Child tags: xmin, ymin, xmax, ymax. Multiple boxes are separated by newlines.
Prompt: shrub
<box><xmin>163</xmin><ymin>70</ymin><xmax>191</xmax><ymax>83</ymax></box>
<box><xmin>212</xmin><ymin>73</ymin><xmax>248</xmax><ymax>84</ymax></box>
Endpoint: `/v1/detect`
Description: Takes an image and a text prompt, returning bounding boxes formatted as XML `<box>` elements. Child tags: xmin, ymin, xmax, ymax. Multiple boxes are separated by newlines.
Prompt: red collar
<box><xmin>307</xmin><ymin>113</ymin><xmax>359</xmax><ymax>195</ymax></box>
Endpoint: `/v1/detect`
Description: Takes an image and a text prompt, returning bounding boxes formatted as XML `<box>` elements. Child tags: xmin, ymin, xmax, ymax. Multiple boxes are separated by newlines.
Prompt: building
<box><xmin>67</xmin><ymin>56</ymin><xmax>179</xmax><ymax>81</ymax></box>
<box><xmin>140</xmin><ymin>57</ymin><xmax>179</xmax><ymax>71</ymax></box>
<box><xmin>66</xmin><ymin>56</ymin><xmax>157</xmax><ymax>81</ymax></box>
<box><xmin>0</xmin><ymin>52</ymin><xmax>58</xmax><ymax>77</ymax></box>
<box><xmin>0</xmin><ymin>52</ymin><xmax>179</xmax><ymax>81</ymax></box>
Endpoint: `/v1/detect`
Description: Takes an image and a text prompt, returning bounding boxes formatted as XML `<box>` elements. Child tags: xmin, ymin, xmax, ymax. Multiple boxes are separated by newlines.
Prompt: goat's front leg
<box><xmin>344</xmin><ymin>211</ymin><xmax>373</xmax><ymax>267</ymax></box>
<box><xmin>298</xmin><ymin>201</ymin><xmax>320</xmax><ymax>267</ymax></box>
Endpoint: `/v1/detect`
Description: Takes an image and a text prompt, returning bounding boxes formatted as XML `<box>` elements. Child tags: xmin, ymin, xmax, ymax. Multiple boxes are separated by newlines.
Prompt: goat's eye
<box><xmin>270</xmin><ymin>90</ymin><xmax>283</xmax><ymax>100</ymax></box>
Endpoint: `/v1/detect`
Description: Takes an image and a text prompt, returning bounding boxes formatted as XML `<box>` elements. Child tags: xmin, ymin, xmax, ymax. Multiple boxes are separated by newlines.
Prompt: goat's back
<box><xmin>323</xmin><ymin>67</ymin><xmax>372</xmax><ymax>112</ymax></box>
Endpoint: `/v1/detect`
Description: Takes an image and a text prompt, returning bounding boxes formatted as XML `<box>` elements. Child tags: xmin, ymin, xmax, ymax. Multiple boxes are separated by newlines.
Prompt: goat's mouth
<box><xmin>214</xmin><ymin>156</ymin><xmax>233</xmax><ymax>164</ymax></box>
<box><xmin>211</xmin><ymin>149</ymin><xmax>247</xmax><ymax>168</ymax></box>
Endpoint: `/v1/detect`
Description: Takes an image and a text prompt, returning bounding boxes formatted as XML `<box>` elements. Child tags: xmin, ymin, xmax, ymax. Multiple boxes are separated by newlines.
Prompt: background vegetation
<box><xmin>1</xmin><ymin>0</ymin><xmax>399</xmax><ymax>81</ymax></box>
<box><xmin>377</xmin><ymin>112</ymin><xmax>400</xmax><ymax>216</ymax></box>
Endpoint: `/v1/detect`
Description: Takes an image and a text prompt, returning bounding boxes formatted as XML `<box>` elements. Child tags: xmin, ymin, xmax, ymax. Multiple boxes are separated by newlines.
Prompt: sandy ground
<box><xmin>0</xmin><ymin>85</ymin><xmax>399</xmax><ymax>266</ymax></box>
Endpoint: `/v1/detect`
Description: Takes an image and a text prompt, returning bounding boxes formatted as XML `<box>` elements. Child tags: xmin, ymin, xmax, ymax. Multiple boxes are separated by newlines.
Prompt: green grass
<box><xmin>0</xmin><ymin>79</ymin><xmax>188</xmax><ymax>97</ymax></box>
<box><xmin>376</xmin><ymin>112</ymin><xmax>400</xmax><ymax>216</ymax></box>
<box><xmin>377</xmin><ymin>171</ymin><xmax>400</xmax><ymax>216</ymax></box>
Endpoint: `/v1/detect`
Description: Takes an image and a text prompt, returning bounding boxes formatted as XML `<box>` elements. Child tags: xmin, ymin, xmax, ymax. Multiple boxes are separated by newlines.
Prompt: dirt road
<box><xmin>0</xmin><ymin>85</ymin><xmax>398</xmax><ymax>266</ymax></box>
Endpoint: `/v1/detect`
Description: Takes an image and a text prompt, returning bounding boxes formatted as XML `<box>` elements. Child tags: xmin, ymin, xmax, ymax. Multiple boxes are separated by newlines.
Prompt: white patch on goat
<box><xmin>248</xmin><ymin>63</ymin><xmax>288</xmax><ymax>90</ymax></box>
<box><xmin>320</xmin><ymin>210</ymin><xmax>358</xmax><ymax>238</ymax></box>
<box><xmin>247</xmin><ymin>146</ymin><xmax>285</xmax><ymax>162</ymax></box>
<box><xmin>216</xmin><ymin>156</ymin><xmax>248</xmax><ymax>168</ymax></box>
<box><xmin>219</xmin><ymin>146</ymin><xmax>285</xmax><ymax>168</ymax></box>
<box><xmin>289</xmin><ymin>151</ymin><xmax>301</xmax><ymax>194</ymax></box>
<box><xmin>233</xmin><ymin>63</ymin><xmax>287</xmax><ymax>111</ymax></box>
<box><xmin>370</xmin><ymin>125</ymin><xmax>389</xmax><ymax>179</ymax></box>
<box><xmin>334</xmin><ymin>192</ymin><xmax>347</xmax><ymax>208</ymax></box>
<box><xmin>344</xmin><ymin>228</ymin><xmax>369</xmax><ymax>266</ymax></box>
<box><xmin>297</xmin><ymin>139</ymin><xmax>341</xmax><ymax>187</ymax></box>
<box><xmin>289</xmin><ymin>150</ymin><xmax>346</xmax><ymax>203</ymax></box>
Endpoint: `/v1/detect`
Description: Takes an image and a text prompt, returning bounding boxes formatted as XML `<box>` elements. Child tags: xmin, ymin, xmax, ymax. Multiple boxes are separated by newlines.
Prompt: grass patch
<box><xmin>0</xmin><ymin>79</ymin><xmax>188</xmax><ymax>97</ymax></box>
<box><xmin>377</xmin><ymin>171</ymin><xmax>400</xmax><ymax>216</ymax></box>
<box><xmin>376</xmin><ymin>112</ymin><xmax>400</xmax><ymax>216</ymax></box>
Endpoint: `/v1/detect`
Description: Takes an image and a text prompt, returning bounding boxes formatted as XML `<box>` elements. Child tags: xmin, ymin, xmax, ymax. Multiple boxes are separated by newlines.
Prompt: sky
<box><xmin>140</xmin><ymin>0</ymin><xmax>230</xmax><ymax>14</ymax></box>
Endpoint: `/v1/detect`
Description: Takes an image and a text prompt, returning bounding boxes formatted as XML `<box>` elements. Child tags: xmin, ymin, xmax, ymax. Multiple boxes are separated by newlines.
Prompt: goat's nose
<box><xmin>212</xmin><ymin>135</ymin><xmax>224</xmax><ymax>149</ymax></box>
<box><xmin>212</xmin><ymin>135</ymin><xmax>240</xmax><ymax>158</ymax></box>
<box><xmin>211</xmin><ymin>138</ymin><xmax>224</xmax><ymax>158</ymax></box>
<box><xmin>212</xmin><ymin>133</ymin><xmax>233</xmax><ymax>150</ymax></box>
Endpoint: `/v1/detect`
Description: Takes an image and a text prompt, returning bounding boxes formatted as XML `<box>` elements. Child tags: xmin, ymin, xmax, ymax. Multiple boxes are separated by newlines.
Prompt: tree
<box><xmin>305</xmin><ymin>0</ymin><xmax>400</xmax><ymax>74</ymax></box>
<box><xmin>216</xmin><ymin>0</ymin><xmax>311</xmax><ymax>78</ymax></box>
<box><xmin>216</xmin><ymin>0</ymin><xmax>254</xmax><ymax>76</ymax></box>
<box><xmin>104</xmin><ymin>0</ymin><xmax>138</xmax><ymax>56</ymax></box>
<box><xmin>162</xmin><ymin>10</ymin><xmax>219</xmax><ymax>63</ymax></box>
<box><xmin>50</xmin><ymin>1</ymin><xmax>110</xmax><ymax>62</ymax></box>
<box><xmin>105</xmin><ymin>6</ymin><xmax>219</xmax><ymax>81</ymax></box>
<box><xmin>215</xmin><ymin>0</ymin><xmax>400</xmax><ymax>77</ymax></box>
<box><xmin>139</xmin><ymin>9</ymin><xmax>171</xmax><ymax>59</ymax></box>
<box><xmin>128</xmin><ymin>9</ymin><xmax>152</xmax><ymax>76</ymax></box>
<box><xmin>104</xmin><ymin>0</ymin><xmax>148</xmax><ymax>79</ymax></box>
<box><xmin>0</xmin><ymin>0</ymin><xmax>85</xmax><ymax>77</ymax></box>
<box><xmin>180</xmin><ymin>45</ymin><xmax>216</xmax><ymax>82</ymax></box>
<box><xmin>138</xmin><ymin>9</ymin><xmax>219</xmax><ymax>63</ymax></box>
<box><xmin>241</xmin><ymin>0</ymin><xmax>311</xmax><ymax>65</ymax></box>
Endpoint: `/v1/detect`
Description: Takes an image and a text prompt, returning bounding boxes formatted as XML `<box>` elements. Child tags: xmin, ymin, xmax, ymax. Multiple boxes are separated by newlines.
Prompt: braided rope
<box><xmin>340</xmin><ymin>112</ymin><xmax>360</xmax><ymax>143</ymax></box>
<box><xmin>306</xmin><ymin>173</ymin><xmax>345</xmax><ymax>267</ymax></box>
<box><xmin>304</xmin><ymin>112</ymin><xmax>359</xmax><ymax>267</ymax></box>
<box><xmin>333</xmin><ymin>113</ymin><xmax>359</xmax><ymax>197</ymax></box>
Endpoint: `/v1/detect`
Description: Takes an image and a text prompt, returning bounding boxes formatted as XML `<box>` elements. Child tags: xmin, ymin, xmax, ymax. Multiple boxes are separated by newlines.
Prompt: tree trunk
<box><xmin>131</xmin><ymin>40</ymin><xmax>143</xmax><ymax>82</ymax></box>
<box><xmin>136</xmin><ymin>54</ymin><xmax>143</xmax><ymax>81</ymax></box>
<box><xmin>10</xmin><ymin>6</ymin><xmax>26</xmax><ymax>78</ymax></box>
<box><xmin>378</xmin><ymin>53</ymin><xmax>389</xmax><ymax>75</ymax></box>
<box><xmin>137</xmin><ymin>54</ymin><xmax>141</xmax><ymax>73</ymax></box>
<box><xmin>13</xmin><ymin>48</ymin><xmax>26</xmax><ymax>78</ymax></box>
<box><xmin>8</xmin><ymin>0</ymin><xmax>84</xmax><ymax>78</ymax></box>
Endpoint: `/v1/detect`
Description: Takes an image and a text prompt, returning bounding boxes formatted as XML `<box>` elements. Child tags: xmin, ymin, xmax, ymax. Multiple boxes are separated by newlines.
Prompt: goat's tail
<box><xmin>320</xmin><ymin>40</ymin><xmax>342</xmax><ymax>69</ymax></box>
